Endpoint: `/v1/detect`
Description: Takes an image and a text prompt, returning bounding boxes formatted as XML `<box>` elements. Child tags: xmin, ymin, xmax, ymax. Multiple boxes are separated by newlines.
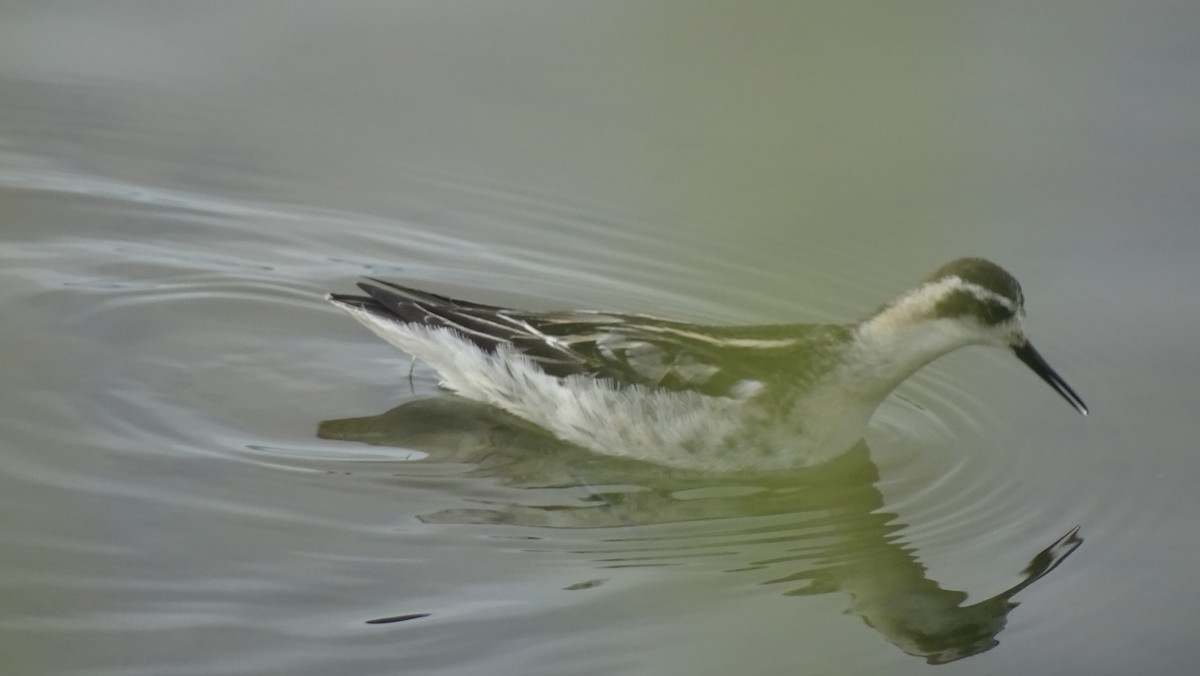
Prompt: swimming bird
<box><xmin>327</xmin><ymin>258</ymin><xmax>1086</xmax><ymax>472</ymax></box>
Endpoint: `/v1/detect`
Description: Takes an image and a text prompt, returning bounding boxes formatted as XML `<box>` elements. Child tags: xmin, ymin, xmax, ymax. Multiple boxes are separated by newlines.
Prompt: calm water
<box><xmin>3</xmin><ymin>3</ymin><xmax>1199</xmax><ymax>675</ymax></box>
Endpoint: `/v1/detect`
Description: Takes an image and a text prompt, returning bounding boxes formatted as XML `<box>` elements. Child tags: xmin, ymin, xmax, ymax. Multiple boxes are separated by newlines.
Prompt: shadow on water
<box><xmin>319</xmin><ymin>397</ymin><xmax>1081</xmax><ymax>665</ymax></box>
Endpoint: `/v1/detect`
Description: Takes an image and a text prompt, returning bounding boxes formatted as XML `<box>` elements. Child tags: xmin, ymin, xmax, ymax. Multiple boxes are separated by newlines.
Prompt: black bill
<box><xmin>1013</xmin><ymin>341</ymin><xmax>1088</xmax><ymax>415</ymax></box>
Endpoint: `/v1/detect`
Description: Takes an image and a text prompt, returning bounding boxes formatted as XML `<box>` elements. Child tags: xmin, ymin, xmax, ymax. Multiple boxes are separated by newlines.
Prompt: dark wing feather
<box><xmin>333</xmin><ymin>280</ymin><xmax>588</xmax><ymax>365</ymax></box>
<box><xmin>513</xmin><ymin>312</ymin><xmax>851</xmax><ymax>397</ymax></box>
<box><xmin>336</xmin><ymin>280</ymin><xmax>850</xmax><ymax>398</ymax></box>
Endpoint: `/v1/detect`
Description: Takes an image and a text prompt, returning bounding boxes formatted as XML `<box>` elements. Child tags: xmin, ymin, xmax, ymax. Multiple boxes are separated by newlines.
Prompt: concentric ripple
<box><xmin>2</xmin><ymin>157</ymin><xmax>1108</xmax><ymax>671</ymax></box>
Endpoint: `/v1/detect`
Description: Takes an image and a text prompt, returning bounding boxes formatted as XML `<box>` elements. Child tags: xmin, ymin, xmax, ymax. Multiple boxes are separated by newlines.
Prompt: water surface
<box><xmin>3</xmin><ymin>3</ymin><xmax>1199</xmax><ymax>675</ymax></box>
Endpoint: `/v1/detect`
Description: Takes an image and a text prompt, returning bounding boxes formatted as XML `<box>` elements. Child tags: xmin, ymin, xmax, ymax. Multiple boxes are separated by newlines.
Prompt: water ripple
<box><xmin>1</xmin><ymin>156</ymin><xmax>1106</xmax><ymax>671</ymax></box>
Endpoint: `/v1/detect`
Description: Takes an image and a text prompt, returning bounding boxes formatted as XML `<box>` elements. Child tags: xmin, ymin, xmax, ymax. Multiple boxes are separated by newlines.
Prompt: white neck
<box><xmin>842</xmin><ymin>281</ymin><xmax>997</xmax><ymax>402</ymax></box>
<box><xmin>848</xmin><ymin>315</ymin><xmax>978</xmax><ymax>400</ymax></box>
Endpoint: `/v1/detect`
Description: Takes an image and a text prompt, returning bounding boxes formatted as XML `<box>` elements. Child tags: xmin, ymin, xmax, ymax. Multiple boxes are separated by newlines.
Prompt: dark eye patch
<box><xmin>925</xmin><ymin>258</ymin><xmax>1024</xmax><ymax>308</ymax></box>
<box><xmin>934</xmin><ymin>290</ymin><xmax>1015</xmax><ymax>326</ymax></box>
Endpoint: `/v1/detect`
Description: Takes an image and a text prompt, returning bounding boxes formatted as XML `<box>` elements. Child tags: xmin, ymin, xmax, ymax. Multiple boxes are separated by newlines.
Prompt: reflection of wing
<box><xmin>329</xmin><ymin>278</ymin><xmax>852</xmax><ymax>398</ymax></box>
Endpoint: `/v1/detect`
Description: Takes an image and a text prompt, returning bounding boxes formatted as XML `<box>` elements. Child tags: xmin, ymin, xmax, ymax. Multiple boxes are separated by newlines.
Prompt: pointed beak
<box><xmin>1012</xmin><ymin>341</ymin><xmax>1088</xmax><ymax>416</ymax></box>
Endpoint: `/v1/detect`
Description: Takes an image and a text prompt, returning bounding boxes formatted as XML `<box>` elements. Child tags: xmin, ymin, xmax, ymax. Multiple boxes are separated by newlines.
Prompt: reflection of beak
<box><xmin>1013</xmin><ymin>342</ymin><xmax>1088</xmax><ymax>415</ymax></box>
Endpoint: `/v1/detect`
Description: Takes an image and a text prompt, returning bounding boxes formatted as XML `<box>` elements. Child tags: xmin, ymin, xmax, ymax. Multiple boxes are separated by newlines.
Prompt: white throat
<box><xmin>843</xmin><ymin>277</ymin><xmax>1017</xmax><ymax>401</ymax></box>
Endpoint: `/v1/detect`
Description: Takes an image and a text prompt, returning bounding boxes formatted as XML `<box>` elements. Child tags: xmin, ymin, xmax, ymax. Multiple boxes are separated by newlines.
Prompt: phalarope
<box><xmin>327</xmin><ymin>258</ymin><xmax>1086</xmax><ymax>471</ymax></box>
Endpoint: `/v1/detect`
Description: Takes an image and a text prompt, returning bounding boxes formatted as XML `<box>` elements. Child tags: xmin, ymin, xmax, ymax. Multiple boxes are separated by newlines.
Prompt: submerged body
<box><xmin>327</xmin><ymin>258</ymin><xmax>1086</xmax><ymax>471</ymax></box>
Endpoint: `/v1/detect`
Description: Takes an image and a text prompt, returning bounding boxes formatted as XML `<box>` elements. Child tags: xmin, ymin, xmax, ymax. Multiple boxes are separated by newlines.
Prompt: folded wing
<box><xmin>332</xmin><ymin>279</ymin><xmax>848</xmax><ymax>399</ymax></box>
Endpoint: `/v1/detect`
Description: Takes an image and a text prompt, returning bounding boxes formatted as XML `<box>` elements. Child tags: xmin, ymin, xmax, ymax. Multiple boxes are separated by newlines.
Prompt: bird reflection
<box><xmin>318</xmin><ymin>397</ymin><xmax>1082</xmax><ymax>665</ymax></box>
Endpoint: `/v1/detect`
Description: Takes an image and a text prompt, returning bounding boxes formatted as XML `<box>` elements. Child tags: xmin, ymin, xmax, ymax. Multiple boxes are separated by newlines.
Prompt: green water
<box><xmin>2</xmin><ymin>3</ymin><xmax>1198</xmax><ymax>674</ymax></box>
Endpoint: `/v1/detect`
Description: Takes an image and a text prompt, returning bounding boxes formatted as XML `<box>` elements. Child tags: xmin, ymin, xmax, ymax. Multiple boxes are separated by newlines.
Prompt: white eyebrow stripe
<box><xmin>877</xmin><ymin>276</ymin><xmax>1020</xmax><ymax>330</ymax></box>
<box><xmin>922</xmin><ymin>276</ymin><xmax>1017</xmax><ymax>311</ymax></box>
<box><xmin>955</xmin><ymin>280</ymin><xmax>1017</xmax><ymax>311</ymax></box>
